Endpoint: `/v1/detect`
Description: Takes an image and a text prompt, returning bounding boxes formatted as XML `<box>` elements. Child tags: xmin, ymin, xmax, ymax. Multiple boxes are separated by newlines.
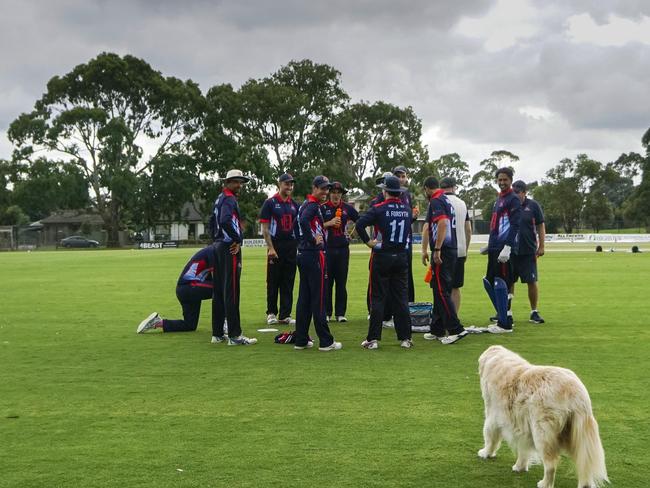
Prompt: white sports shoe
<box><xmin>279</xmin><ymin>316</ymin><xmax>296</xmax><ymax>325</ymax></box>
<box><xmin>361</xmin><ymin>339</ymin><xmax>379</xmax><ymax>349</ymax></box>
<box><xmin>294</xmin><ymin>341</ymin><xmax>314</xmax><ymax>350</ymax></box>
<box><xmin>423</xmin><ymin>333</ymin><xmax>442</xmax><ymax>341</ymax></box>
<box><xmin>336</xmin><ymin>316</ymin><xmax>348</xmax><ymax>323</ymax></box>
<box><xmin>211</xmin><ymin>335</ymin><xmax>227</xmax><ymax>344</ymax></box>
<box><xmin>440</xmin><ymin>330</ymin><xmax>469</xmax><ymax>345</ymax></box>
<box><xmin>400</xmin><ymin>339</ymin><xmax>414</xmax><ymax>349</ymax></box>
<box><xmin>319</xmin><ymin>341</ymin><xmax>343</xmax><ymax>351</ymax></box>
<box><xmin>267</xmin><ymin>314</ymin><xmax>279</xmax><ymax>325</ymax></box>
<box><xmin>228</xmin><ymin>335</ymin><xmax>258</xmax><ymax>345</ymax></box>
<box><xmin>382</xmin><ymin>319</ymin><xmax>394</xmax><ymax>329</ymax></box>
<box><xmin>487</xmin><ymin>324</ymin><xmax>513</xmax><ymax>334</ymax></box>
<box><xmin>137</xmin><ymin>312</ymin><xmax>161</xmax><ymax>333</ymax></box>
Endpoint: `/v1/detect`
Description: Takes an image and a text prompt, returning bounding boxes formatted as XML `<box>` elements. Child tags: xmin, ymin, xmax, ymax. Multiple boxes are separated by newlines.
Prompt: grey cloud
<box><xmin>0</xmin><ymin>0</ymin><xmax>648</xmax><ymax>177</ymax></box>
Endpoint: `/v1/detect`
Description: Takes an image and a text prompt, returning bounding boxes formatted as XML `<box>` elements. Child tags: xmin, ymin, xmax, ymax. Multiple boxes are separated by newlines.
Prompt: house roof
<box><xmin>157</xmin><ymin>202</ymin><xmax>204</xmax><ymax>223</ymax></box>
<box><xmin>40</xmin><ymin>211</ymin><xmax>104</xmax><ymax>225</ymax></box>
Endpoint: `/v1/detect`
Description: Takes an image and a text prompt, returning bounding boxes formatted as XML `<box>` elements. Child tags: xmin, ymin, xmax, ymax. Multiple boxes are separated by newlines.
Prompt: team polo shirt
<box><xmin>177</xmin><ymin>247</ymin><xmax>215</xmax><ymax>288</ymax></box>
<box><xmin>297</xmin><ymin>195</ymin><xmax>326</xmax><ymax>251</ymax></box>
<box><xmin>355</xmin><ymin>197</ymin><xmax>411</xmax><ymax>253</ymax></box>
<box><xmin>259</xmin><ymin>193</ymin><xmax>299</xmax><ymax>241</ymax></box>
<box><xmin>427</xmin><ymin>189</ymin><xmax>457</xmax><ymax>252</ymax></box>
<box><xmin>212</xmin><ymin>189</ymin><xmax>243</xmax><ymax>244</ymax></box>
<box><xmin>488</xmin><ymin>188</ymin><xmax>521</xmax><ymax>251</ymax></box>
<box><xmin>515</xmin><ymin>197</ymin><xmax>544</xmax><ymax>255</ymax></box>
<box><xmin>320</xmin><ymin>201</ymin><xmax>359</xmax><ymax>248</ymax></box>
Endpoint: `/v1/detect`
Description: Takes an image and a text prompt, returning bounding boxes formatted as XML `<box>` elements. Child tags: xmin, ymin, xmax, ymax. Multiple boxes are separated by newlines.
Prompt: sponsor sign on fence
<box><xmin>472</xmin><ymin>234</ymin><xmax>650</xmax><ymax>244</ymax></box>
<box><xmin>137</xmin><ymin>241</ymin><xmax>179</xmax><ymax>249</ymax></box>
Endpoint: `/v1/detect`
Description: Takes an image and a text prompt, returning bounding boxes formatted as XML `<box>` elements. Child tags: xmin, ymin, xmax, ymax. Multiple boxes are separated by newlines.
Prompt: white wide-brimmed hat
<box><xmin>223</xmin><ymin>169</ymin><xmax>251</xmax><ymax>182</ymax></box>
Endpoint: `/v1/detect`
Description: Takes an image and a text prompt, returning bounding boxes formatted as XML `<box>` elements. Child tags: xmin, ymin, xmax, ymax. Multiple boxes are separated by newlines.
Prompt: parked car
<box><xmin>60</xmin><ymin>236</ymin><xmax>100</xmax><ymax>248</ymax></box>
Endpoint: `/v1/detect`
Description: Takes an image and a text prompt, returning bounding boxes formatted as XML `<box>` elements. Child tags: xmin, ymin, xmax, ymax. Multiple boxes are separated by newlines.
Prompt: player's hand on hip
<box><xmin>315</xmin><ymin>234</ymin><xmax>324</xmax><ymax>246</ymax></box>
<box><xmin>497</xmin><ymin>245</ymin><xmax>511</xmax><ymax>263</ymax></box>
<box><xmin>229</xmin><ymin>242</ymin><xmax>241</xmax><ymax>255</ymax></box>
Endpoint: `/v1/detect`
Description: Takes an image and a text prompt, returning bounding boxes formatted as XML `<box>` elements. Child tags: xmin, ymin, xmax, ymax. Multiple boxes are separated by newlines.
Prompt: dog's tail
<box><xmin>570</xmin><ymin>411</ymin><xmax>608</xmax><ymax>487</ymax></box>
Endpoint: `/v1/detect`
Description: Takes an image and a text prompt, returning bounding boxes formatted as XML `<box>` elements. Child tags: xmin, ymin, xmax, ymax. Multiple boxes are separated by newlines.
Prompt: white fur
<box><xmin>477</xmin><ymin>345</ymin><xmax>608</xmax><ymax>488</ymax></box>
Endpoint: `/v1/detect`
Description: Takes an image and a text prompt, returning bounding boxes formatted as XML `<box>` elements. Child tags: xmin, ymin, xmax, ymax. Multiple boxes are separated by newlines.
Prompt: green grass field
<box><xmin>1</xmin><ymin>245</ymin><xmax>648</xmax><ymax>487</ymax></box>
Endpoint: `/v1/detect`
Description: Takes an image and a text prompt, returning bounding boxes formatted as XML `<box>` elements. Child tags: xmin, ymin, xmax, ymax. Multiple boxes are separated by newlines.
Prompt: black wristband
<box><xmin>434</xmin><ymin>248</ymin><xmax>441</xmax><ymax>251</ymax></box>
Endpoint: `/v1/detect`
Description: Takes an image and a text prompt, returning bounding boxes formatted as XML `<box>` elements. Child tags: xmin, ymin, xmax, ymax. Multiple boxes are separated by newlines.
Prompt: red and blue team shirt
<box><xmin>177</xmin><ymin>246</ymin><xmax>215</xmax><ymax>288</ymax></box>
<box><xmin>355</xmin><ymin>197</ymin><xmax>412</xmax><ymax>253</ymax></box>
<box><xmin>259</xmin><ymin>193</ymin><xmax>299</xmax><ymax>241</ymax></box>
<box><xmin>488</xmin><ymin>188</ymin><xmax>522</xmax><ymax>251</ymax></box>
<box><xmin>427</xmin><ymin>189</ymin><xmax>457</xmax><ymax>252</ymax></box>
<box><xmin>297</xmin><ymin>195</ymin><xmax>326</xmax><ymax>251</ymax></box>
<box><xmin>211</xmin><ymin>189</ymin><xmax>243</xmax><ymax>244</ymax></box>
<box><xmin>320</xmin><ymin>201</ymin><xmax>359</xmax><ymax>248</ymax></box>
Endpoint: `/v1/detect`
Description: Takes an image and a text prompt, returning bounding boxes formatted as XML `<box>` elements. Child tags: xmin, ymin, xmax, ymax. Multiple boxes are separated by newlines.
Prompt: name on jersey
<box><xmin>385</xmin><ymin>210</ymin><xmax>409</xmax><ymax>218</ymax></box>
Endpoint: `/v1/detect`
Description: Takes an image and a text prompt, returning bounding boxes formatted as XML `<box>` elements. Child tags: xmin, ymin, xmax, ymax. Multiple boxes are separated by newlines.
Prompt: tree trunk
<box><xmin>105</xmin><ymin>200</ymin><xmax>121</xmax><ymax>248</ymax></box>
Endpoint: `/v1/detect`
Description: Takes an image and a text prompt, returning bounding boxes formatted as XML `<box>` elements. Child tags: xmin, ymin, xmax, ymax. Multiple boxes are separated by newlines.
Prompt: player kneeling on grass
<box><xmin>355</xmin><ymin>175</ymin><xmax>413</xmax><ymax>350</ymax></box>
<box><xmin>137</xmin><ymin>246</ymin><xmax>225</xmax><ymax>335</ymax></box>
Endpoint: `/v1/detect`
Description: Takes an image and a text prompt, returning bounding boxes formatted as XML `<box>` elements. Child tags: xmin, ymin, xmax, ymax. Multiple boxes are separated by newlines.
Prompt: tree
<box><xmin>462</xmin><ymin>150</ymin><xmax>520</xmax><ymax>228</ymax></box>
<box><xmin>338</xmin><ymin>101</ymin><xmax>428</xmax><ymax>191</ymax></box>
<box><xmin>8</xmin><ymin>52</ymin><xmax>203</xmax><ymax>246</ymax></box>
<box><xmin>234</xmin><ymin>59</ymin><xmax>349</xmax><ymax>196</ymax></box>
<box><xmin>624</xmin><ymin>127</ymin><xmax>650</xmax><ymax>229</ymax></box>
<box><xmin>10</xmin><ymin>158</ymin><xmax>90</xmax><ymax>221</ymax></box>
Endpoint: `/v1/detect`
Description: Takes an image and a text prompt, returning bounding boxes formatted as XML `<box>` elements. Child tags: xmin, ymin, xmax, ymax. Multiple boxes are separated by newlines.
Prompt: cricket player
<box><xmin>210</xmin><ymin>169</ymin><xmax>257</xmax><ymax>345</ymax></box>
<box><xmin>511</xmin><ymin>180</ymin><xmax>546</xmax><ymax>324</ymax></box>
<box><xmin>259</xmin><ymin>173</ymin><xmax>300</xmax><ymax>326</ymax></box>
<box><xmin>136</xmin><ymin>246</ymin><xmax>218</xmax><ymax>334</ymax></box>
<box><xmin>421</xmin><ymin>177</ymin><xmax>469</xmax><ymax>344</ymax></box>
<box><xmin>293</xmin><ymin>176</ymin><xmax>342</xmax><ymax>351</ymax></box>
<box><xmin>483</xmin><ymin>167</ymin><xmax>522</xmax><ymax>334</ymax></box>
<box><xmin>392</xmin><ymin>165</ymin><xmax>418</xmax><ymax>302</ymax></box>
<box><xmin>356</xmin><ymin>175</ymin><xmax>413</xmax><ymax>349</ymax></box>
<box><xmin>321</xmin><ymin>181</ymin><xmax>359</xmax><ymax>322</ymax></box>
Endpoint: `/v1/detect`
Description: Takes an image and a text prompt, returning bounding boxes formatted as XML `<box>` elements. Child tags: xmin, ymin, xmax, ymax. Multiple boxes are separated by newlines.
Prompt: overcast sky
<box><xmin>1</xmin><ymin>0</ymin><xmax>649</xmax><ymax>183</ymax></box>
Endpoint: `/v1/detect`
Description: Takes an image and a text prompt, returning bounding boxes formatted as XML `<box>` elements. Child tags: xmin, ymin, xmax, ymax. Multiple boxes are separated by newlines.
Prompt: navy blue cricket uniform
<box><xmin>211</xmin><ymin>188</ymin><xmax>244</xmax><ymax>338</ymax></box>
<box><xmin>513</xmin><ymin>197</ymin><xmax>544</xmax><ymax>283</ymax></box>
<box><xmin>162</xmin><ymin>246</ymin><xmax>215</xmax><ymax>332</ymax></box>
<box><xmin>486</xmin><ymin>189</ymin><xmax>522</xmax><ymax>288</ymax></box>
<box><xmin>294</xmin><ymin>195</ymin><xmax>335</xmax><ymax>348</ymax></box>
<box><xmin>356</xmin><ymin>197</ymin><xmax>412</xmax><ymax>342</ymax></box>
<box><xmin>260</xmin><ymin>194</ymin><xmax>300</xmax><ymax>319</ymax></box>
<box><xmin>426</xmin><ymin>189</ymin><xmax>464</xmax><ymax>337</ymax></box>
<box><xmin>321</xmin><ymin>201</ymin><xmax>359</xmax><ymax>317</ymax></box>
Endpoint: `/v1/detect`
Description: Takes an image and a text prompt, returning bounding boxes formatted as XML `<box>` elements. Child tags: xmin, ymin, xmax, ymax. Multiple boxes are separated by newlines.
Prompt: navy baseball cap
<box><xmin>375</xmin><ymin>171</ymin><xmax>393</xmax><ymax>184</ymax></box>
<box><xmin>392</xmin><ymin>165</ymin><xmax>408</xmax><ymax>175</ymax></box>
<box><xmin>278</xmin><ymin>173</ymin><xmax>295</xmax><ymax>183</ymax></box>
<box><xmin>331</xmin><ymin>181</ymin><xmax>347</xmax><ymax>194</ymax></box>
<box><xmin>312</xmin><ymin>175</ymin><xmax>333</xmax><ymax>189</ymax></box>
<box><xmin>378</xmin><ymin>175</ymin><xmax>406</xmax><ymax>193</ymax></box>
<box><xmin>440</xmin><ymin>177</ymin><xmax>456</xmax><ymax>189</ymax></box>
<box><xmin>512</xmin><ymin>180</ymin><xmax>527</xmax><ymax>193</ymax></box>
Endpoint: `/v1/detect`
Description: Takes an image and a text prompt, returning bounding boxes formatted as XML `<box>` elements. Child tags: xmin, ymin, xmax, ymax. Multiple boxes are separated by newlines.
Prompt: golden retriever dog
<box><xmin>477</xmin><ymin>345</ymin><xmax>608</xmax><ymax>488</ymax></box>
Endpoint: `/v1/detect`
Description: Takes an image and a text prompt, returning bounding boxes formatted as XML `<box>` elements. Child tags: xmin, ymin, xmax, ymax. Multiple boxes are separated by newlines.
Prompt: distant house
<box><xmin>39</xmin><ymin>211</ymin><xmax>105</xmax><ymax>245</ymax></box>
<box><xmin>144</xmin><ymin>202</ymin><xmax>207</xmax><ymax>241</ymax></box>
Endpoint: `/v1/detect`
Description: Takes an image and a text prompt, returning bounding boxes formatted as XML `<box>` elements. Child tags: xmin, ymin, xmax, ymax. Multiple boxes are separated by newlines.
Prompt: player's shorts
<box><xmin>452</xmin><ymin>256</ymin><xmax>466</xmax><ymax>288</ymax></box>
<box><xmin>486</xmin><ymin>250</ymin><xmax>515</xmax><ymax>288</ymax></box>
<box><xmin>513</xmin><ymin>253</ymin><xmax>538</xmax><ymax>283</ymax></box>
